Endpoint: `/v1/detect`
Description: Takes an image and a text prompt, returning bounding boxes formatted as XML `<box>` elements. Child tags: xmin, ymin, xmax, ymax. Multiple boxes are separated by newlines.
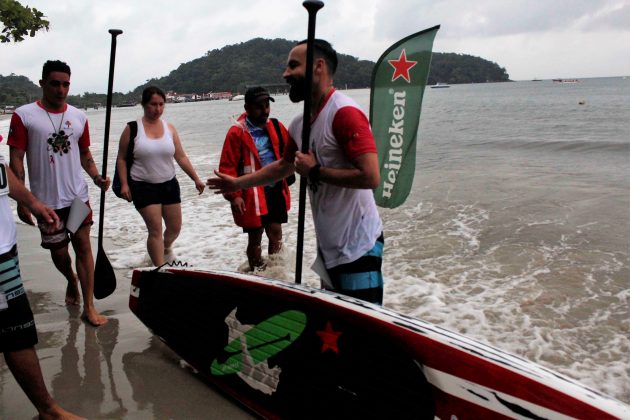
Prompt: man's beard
<box><xmin>250</xmin><ymin>114</ymin><xmax>268</xmax><ymax>126</ymax></box>
<box><xmin>287</xmin><ymin>77</ymin><xmax>307</xmax><ymax>103</ymax></box>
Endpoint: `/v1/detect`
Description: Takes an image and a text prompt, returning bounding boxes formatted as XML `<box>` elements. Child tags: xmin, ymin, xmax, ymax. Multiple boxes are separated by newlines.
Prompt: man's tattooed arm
<box><xmin>8</xmin><ymin>147</ymin><xmax>27</xmax><ymax>185</ymax></box>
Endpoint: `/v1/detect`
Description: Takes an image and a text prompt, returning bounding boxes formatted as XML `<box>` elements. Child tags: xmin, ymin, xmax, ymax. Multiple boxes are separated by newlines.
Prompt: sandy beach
<box><xmin>0</xmin><ymin>224</ymin><xmax>255</xmax><ymax>419</ymax></box>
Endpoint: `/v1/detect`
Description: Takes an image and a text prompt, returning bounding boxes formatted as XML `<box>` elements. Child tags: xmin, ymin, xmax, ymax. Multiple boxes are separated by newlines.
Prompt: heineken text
<box><xmin>381</xmin><ymin>90</ymin><xmax>406</xmax><ymax>199</ymax></box>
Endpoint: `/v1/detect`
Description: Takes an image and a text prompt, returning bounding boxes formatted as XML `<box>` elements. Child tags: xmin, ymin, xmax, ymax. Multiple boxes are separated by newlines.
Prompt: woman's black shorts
<box><xmin>131</xmin><ymin>177</ymin><xmax>181</xmax><ymax>210</ymax></box>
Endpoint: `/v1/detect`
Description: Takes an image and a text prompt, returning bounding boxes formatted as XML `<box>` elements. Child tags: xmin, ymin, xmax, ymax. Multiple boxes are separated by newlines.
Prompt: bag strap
<box><xmin>270</xmin><ymin>118</ymin><xmax>284</xmax><ymax>156</ymax></box>
<box><xmin>128</xmin><ymin>120</ymin><xmax>137</xmax><ymax>147</ymax></box>
<box><xmin>127</xmin><ymin>120</ymin><xmax>137</xmax><ymax>162</ymax></box>
<box><xmin>269</xmin><ymin>117</ymin><xmax>296</xmax><ymax>186</ymax></box>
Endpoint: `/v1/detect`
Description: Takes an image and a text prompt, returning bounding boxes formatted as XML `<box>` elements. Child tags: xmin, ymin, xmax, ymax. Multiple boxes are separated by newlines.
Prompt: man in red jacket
<box><xmin>218</xmin><ymin>87</ymin><xmax>292</xmax><ymax>271</ymax></box>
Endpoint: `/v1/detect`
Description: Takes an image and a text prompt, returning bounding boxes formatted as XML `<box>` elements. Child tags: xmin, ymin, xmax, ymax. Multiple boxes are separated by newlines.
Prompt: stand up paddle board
<box><xmin>129</xmin><ymin>267</ymin><xmax>629</xmax><ymax>419</ymax></box>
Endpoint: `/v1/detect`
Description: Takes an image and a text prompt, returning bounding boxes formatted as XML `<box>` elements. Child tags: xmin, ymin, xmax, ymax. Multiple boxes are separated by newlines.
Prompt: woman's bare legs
<box><xmin>138</xmin><ymin>204</ymin><xmax>165</xmax><ymax>266</ymax></box>
<box><xmin>162</xmin><ymin>203</ymin><xmax>181</xmax><ymax>262</ymax></box>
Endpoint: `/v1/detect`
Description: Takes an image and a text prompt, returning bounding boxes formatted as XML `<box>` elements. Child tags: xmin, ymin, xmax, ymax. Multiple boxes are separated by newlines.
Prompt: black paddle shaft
<box><xmin>295</xmin><ymin>1</ymin><xmax>324</xmax><ymax>284</ymax></box>
<box><xmin>97</xmin><ymin>29</ymin><xmax>122</xmax><ymax>248</ymax></box>
<box><xmin>93</xmin><ymin>29</ymin><xmax>122</xmax><ymax>300</ymax></box>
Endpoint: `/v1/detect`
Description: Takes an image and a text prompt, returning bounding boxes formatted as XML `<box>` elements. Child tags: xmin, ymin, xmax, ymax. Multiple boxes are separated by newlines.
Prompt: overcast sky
<box><xmin>1</xmin><ymin>0</ymin><xmax>629</xmax><ymax>93</ymax></box>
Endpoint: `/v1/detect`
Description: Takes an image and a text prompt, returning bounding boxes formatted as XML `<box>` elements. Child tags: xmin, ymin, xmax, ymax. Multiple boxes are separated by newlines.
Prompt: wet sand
<box><xmin>0</xmin><ymin>224</ymin><xmax>256</xmax><ymax>419</ymax></box>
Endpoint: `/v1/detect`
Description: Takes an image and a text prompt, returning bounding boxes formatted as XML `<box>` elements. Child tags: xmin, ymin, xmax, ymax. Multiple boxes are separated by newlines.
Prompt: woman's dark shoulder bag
<box><xmin>112</xmin><ymin>121</ymin><xmax>138</xmax><ymax>198</ymax></box>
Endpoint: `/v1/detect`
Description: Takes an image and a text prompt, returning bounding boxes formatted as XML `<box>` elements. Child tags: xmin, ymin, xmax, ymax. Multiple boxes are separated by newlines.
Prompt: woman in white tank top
<box><xmin>115</xmin><ymin>86</ymin><xmax>205</xmax><ymax>266</ymax></box>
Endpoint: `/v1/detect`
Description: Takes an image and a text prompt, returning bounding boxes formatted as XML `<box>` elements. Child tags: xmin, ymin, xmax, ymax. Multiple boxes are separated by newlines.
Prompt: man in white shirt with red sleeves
<box><xmin>7</xmin><ymin>60</ymin><xmax>109</xmax><ymax>326</ymax></box>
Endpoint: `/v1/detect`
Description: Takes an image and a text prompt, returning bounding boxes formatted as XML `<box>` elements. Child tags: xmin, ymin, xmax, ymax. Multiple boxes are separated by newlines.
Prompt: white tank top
<box><xmin>288</xmin><ymin>91</ymin><xmax>383</xmax><ymax>268</ymax></box>
<box><xmin>0</xmin><ymin>155</ymin><xmax>17</xmax><ymax>253</ymax></box>
<box><xmin>130</xmin><ymin>119</ymin><xmax>176</xmax><ymax>183</ymax></box>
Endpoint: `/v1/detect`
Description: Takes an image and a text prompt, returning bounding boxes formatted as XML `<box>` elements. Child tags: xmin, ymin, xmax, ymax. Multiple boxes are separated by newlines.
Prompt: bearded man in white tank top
<box><xmin>208</xmin><ymin>40</ymin><xmax>385</xmax><ymax>305</ymax></box>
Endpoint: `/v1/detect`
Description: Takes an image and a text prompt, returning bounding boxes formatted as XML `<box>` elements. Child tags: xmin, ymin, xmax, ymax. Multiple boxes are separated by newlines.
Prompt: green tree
<box><xmin>0</xmin><ymin>0</ymin><xmax>49</xmax><ymax>43</ymax></box>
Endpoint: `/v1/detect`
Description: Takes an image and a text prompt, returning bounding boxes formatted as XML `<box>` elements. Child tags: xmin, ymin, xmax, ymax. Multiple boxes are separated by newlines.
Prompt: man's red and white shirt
<box><xmin>7</xmin><ymin>101</ymin><xmax>91</xmax><ymax>209</ymax></box>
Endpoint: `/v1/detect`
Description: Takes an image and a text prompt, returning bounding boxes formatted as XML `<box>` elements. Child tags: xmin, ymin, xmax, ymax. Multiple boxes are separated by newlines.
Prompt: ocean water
<box><xmin>1</xmin><ymin>77</ymin><xmax>629</xmax><ymax>404</ymax></box>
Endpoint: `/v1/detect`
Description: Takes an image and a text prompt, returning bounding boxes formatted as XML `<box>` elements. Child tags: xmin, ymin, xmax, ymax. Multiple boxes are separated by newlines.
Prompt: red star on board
<box><xmin>388</xmin><ymin>49</ymin><xmax>417</xmax><ymax>83</ymax></box>
<box><xmin>316</xmin><ymin>321</ymin><xmax>342</xmax><ymax>353</ymax></box>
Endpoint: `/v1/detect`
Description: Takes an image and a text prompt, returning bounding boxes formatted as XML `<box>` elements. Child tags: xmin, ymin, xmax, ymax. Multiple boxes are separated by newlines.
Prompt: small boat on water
<box><xmin>430</xmin><ymin>82</ymin><xmax>450</xmax><ymax>89</ymax></box>
<box><xmin>117</xmin><ymin>102</ymin><xmax>137</xmax><ymax>107</ymax></box>
<box><xmin>2</xmin><ymin>105</ymin><xmax>16</xmax><ymax>114</ymax></box>
<box><xmin>230</xmin><ymin>94</ymin><xmax>245</xmax><ymax>101</ymax></box>
<box><xmin>552</xmin><ymin>79</ymin><xmax>579</xmax><ymax>84</ymax></box>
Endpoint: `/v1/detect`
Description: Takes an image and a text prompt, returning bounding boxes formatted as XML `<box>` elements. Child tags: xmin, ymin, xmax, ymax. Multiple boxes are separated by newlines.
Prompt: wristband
<box><xmin>308</xmin><ymin>164</ymin><xmax>321</xmax><ymax>192</ymax></box>
<box><xmin>308</xmin><ymin>164</ymin><xmax>321</xmax><ymax>183</ymax></box>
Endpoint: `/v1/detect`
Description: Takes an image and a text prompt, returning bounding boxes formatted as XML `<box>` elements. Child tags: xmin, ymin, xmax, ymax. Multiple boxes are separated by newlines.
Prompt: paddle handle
<box><xmin>299</xmin><ymin>0</ymin><xmax>324</xmax><ymax>156</ymax></box>
<box><xmin>102</xmin><ymin>29</ymin><xmax>122</xmax><ymax>178</ymax></box>
<box><xmin>97</xmin><ymin>29</ymin><xmax>123</xmax><ymax>249</ymax></box>
<box><xmin>295</xmin><ymin>1</ymin><xmax>324</xmax><ymax>284</ymax></box>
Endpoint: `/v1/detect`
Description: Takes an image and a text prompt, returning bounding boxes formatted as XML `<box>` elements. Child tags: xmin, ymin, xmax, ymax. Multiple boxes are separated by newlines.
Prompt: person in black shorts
<box><xmin>115</xmin><ymin>86</ymin><xmax>205</xmax><ymax>266</ymax></box>
<box><xmin>0</xmin><ymin>155</ymin><xmax>85</xmax><ymax>419</ymax></box>
<box><xmin>130</xmin><ymin>177</ymin><xmax>181</xmax><ymax>211</ymax></box>
<box><xmin>218</xmin><ymin>87</ymin><xmax>292</xmax><ymax>271</ymax></box>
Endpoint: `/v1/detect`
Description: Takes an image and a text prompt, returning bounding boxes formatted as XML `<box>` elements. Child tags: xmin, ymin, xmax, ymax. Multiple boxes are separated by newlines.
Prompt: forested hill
<box><xmin>0</xmin><ymin>74</ymin><xmax>41</xmax><ymax>106</ymax></box>
<box><xmin>1</xmin><ymin>38</ymin><xmax>509</xmax><ymax>108</ymax></box>
<box><xmin>135</xmin><ymin>38</ymin><xmax>509</xmax><ymax>95</ymax></box>
<box><xmin>430</xmin><ymin>52</ymin><xmax>510</xmax><ymax>84</ymax></box>
<box><xmin>132</xmin><ymin>38</ymin><xmax>377</xmax><ymax>96</ymax></box>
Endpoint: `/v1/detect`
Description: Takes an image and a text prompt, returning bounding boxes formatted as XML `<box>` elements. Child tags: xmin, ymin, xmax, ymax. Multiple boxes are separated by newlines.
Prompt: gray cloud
<box><xmin>373</xmin><ymin>0</ymin><xmax>630</xmax><ymax>38</ymax></box>
<box><xmin>1</xmin><ymin>0</ymin><xmax>629</xmax><ymax>92</ymax></box>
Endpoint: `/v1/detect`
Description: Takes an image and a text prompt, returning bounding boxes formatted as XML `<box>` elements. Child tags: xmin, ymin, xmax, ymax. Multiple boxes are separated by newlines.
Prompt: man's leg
<box><xmin>138</xmin><ymin>204</ymin><xmax>165</xmax><ymax>266</ymax></box>
<box><xmin>48</xmin><ymin>245</ymin><xmax>81</xmax><ymax>306</ymax></box>
<box><xmin>264</xmin><ymin>222</ymin><xmax>283</xmax><ymax>255</ymax></box>
<box><xmin>326</xmin><ymin>235</ymin><xmax>385</xmax><ymax>305</ymax></box>
<box><xmin>262</xmin><ymin>185</ymin><xmax>286</xmax><ymax>257</ymax></box>
<box><xmin>70</xmin><ymin>225</ymin><xmax>107</xmax><ymax>327</ymax></box>
<box><xmin>4</xmin><ymin>348</ymin><xmax>85</xmax><ymax>419</ymax></box>
<box><xmin>162</xmin><ymin>203</ymin><xmax>182</xmax><ymax>262</ymax></box>
<box><xmin>246</xmin><ymin>228</ymin><xmax>264</xmax><ymax>271</ymax></box>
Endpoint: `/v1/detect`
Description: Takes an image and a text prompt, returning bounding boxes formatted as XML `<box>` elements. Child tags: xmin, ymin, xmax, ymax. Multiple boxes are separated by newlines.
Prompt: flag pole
<box><xmin>295</xmin><ymin>0</ymin><xmax>324</xmax><ymax>284</ymax></box>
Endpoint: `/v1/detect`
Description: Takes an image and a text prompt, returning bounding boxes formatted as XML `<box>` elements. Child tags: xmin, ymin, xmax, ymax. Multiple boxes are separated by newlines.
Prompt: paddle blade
<box><xmin>94</xmin><ymin>247</ymin><xmax>116</xmax><ymax>299</ymax></box>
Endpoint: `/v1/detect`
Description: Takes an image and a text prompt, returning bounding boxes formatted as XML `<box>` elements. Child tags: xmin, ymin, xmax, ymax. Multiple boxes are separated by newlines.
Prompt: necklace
<box><xmin>45</xmin><ymin>110</ymin><xmax>71</xmax><ymax>155</ymax></box>
<box><xmin>311</xmin><ymin>86</ymin><xmax>332</xmax><ymax>121</ymax></box>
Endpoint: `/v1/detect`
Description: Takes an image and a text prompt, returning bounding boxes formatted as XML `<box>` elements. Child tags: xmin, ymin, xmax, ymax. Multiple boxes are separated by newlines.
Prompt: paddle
<box><xmin>94</xmin><ymin>29</ymin><xmax>123</xmax><ymax>299</ymax></box>
<box><xmin>294</xmin><ymin>0</ymin><xmax>324</xmax><ymax>285</ymax></box>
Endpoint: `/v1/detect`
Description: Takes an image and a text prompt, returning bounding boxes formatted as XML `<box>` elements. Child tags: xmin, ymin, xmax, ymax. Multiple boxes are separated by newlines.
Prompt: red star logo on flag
<box><xmin>316</xmin><ymin>321</ymin><xmax>342</xmax><ymax>353</ymax></box>
<box><xmin>388</xmin><ymin>49</ymin><xmax>417</xmax><ymax>83</ymax></box>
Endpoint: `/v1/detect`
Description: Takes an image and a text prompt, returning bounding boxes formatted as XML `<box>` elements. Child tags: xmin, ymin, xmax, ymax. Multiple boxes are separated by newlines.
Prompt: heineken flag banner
<box><xmin>370</xmin><ymin>25</ymin><xmax>440</xmax><ymax>208</ymax></box>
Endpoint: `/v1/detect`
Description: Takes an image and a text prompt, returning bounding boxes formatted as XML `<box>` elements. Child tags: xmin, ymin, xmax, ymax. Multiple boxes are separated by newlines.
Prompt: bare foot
<box><xmin>250</xmin><ymin>258</ymin><xmax>267</xmax><ymax>273</ymax></box>
<box><xmin>65</xmin><ymin>276</ymin><xmax>81</xmax><ymax>306</ymax></box>
<box><xmin>80</xmin><ymin>310</ymin><xmax>108</xmax><ymax>327</ymax></box>
<box><xmin>39</xmin><ymin>403</ymin><xmax>86</xmax><ymax>420</ymax></box>
<box><xmin>164</xmin><ymin>248</ymin><xmax>176</xmax><ymax>264</ymax></box>
<box><xmin>253</xmin><ymin>262</ymin><xmax>267</xmax><ymax>273</ymax></box>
